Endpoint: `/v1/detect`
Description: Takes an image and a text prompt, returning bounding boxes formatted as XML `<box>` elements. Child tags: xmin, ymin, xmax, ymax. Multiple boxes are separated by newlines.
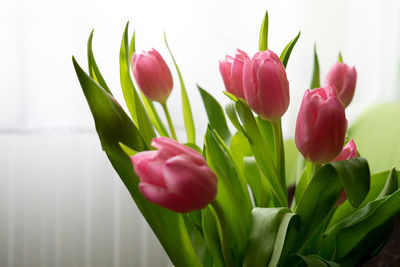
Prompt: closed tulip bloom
<box><xmin>324</xmin><ymin>62</ymin><xmax>357</xmax><ymax>107</ymax></box>
<box><xmin>295</xmin><ymin>85</ymin><xmax>348</xmax><ymax>164</ymax></box>
<box><xmin>130</xmin><ymin>137</ymin><xmax>218</xmax><ymax>213</ymax></box>
<box><xmin>131</xmin><ymin>49</ymin><xmax>173</xmax><ymax>103</ymax></box>
<box><xmin>242</xmin><ymin>50</ymin><xmax>290</xmax><ymax>121</ymax></box>
<box><xmin>219</xmin><ymin>49</ymin><xmax>249</xmax><ymax>99</ymax></box>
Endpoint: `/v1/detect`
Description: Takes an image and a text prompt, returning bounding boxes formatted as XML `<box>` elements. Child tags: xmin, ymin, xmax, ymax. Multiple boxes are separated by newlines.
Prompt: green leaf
<box><xmin>331</xmin><ymin>158</ymin><xmax>370</xmax><ymax>208</ymax></box>
<box><xmin>259</xmin><ymin>10</ymin><xmax>269</xmax><ymax>51</ymax></box>
<box><xmin>310</xmin><ymin>44</ymin><xmax>320</xmax><ymax>89</ymax></box>
<box><xmin>119</xmin><ymin>22</ymin><xmax>156</xmax><ymax>144</ymax></box>
<box><xmin>338</xmin><ymin>52</ymin><xmax>343</xmax><ymax>63</ymax></box>
<box><xmin>243</xmin><ymin>208</ymin><xmax>291</xmax><ymax>267</ymax></box>
<box><xmin>243</xmin><ymin>157</ymin><xmax>271</xmax><ymax>207</ymax></box>
<box><xmin>329</xmin><ymin>169</ymin><xmax>400</xmax><ymax>227</ymax></box>
<box><xmin>280</xmin><ymin>31</ymin><xmax>301</xmax><ymax>68</ymax></box>
<box><xmin>257</xmin><ymin>117</ymin><xmax>275</xmax><ymax>159</ymax></box>
<box><xmin>378</xmin><ymin>167</ymin><xmax>398</xmax><ymax>198</ymax></box>
<box><xmin>140</xmin><ymin>92</ymin><xmax>170</xmax><ymax>137</ymax></box>
<box><xmin>230</xmin><ymin>132</ymin><xmax>253</xmax><ymax>168</ymax></box>
<box><xmin>284</xmin><ymin>139</ymin><xmax>300</xmax><ymax>185</ymax></box>
<box><xmin>202</xmin><ymin>207</ymin><xmax>225</xmax><ymax>267</ymax></box>
<box><xmin>321</xmin><ymin>188</ymin><xmax>400</xmax><ymax>262</ymax></box>
<box><xmin>204</xmin><ymin>127</ymin><xmax>252</xmax><ymax>264</ymax></box>
<box><xmin>294</xmin><ymin>164</ymin><xmax>342</xmax><ymax>250</ymax></box>
<box><xmin>234</xmin><ymin>99</ymin><xmax>287</xmax><ymax>206</ymax></box>
<box><xmin>283</xmin><ymin>255</ymin><xmax>339</xmax><ymax>267</ymax></box>
<box><xmin>198</xmin><ymin>85</ymin><xmax>231</xmax><ymax>144</ymax></box>
<box><xmin>73</xmin><ymin>57</ymin><xmax>201</xmax><ymax>267</ymax></box>
<box><xmin>118</xmin><ymin>142</ymin><xmax>138</xmax><ymax>156</ymax></box>
<box><xmin>348</xmin><ymin>102</ymin><xmax>400</xmax><ymax>174</ymax></box>
<box><xmin>225</xmin><ymin>103</ymin><xmax>248</xmax><ymax>139</ymax></box>
<box><xmin>268</xmin><ymin>212</ymin><xmax>299</xmax><ymax>267</ymax></box>
<box><xmin>129</xmin><ymin>30</ymin><xmax>135</xmax><ymax>62</ymax></box>
<box><xmin>164</xmin><ymin>33</ymin><xmax>196</xmax><ymax>143</ymax></box>
<box><xmin>87</xmin><ymin>30</ymin><xmax>112</xmax><ymax>94</ymax></box>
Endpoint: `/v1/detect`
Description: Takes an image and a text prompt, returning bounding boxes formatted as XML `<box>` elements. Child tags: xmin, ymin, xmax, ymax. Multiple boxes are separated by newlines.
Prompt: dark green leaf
<box><xmin>230</xmin><ymin>132</ymin><xmax>253</xmax><ymax>168</ymax></box>
<box><xmin>321</xmin><ymin>188</ymin><xmax>400</xmax><ymax>261</ymax></box>
<box><xmin>280</xmin><ymin>31</ymin><xmax>301</xmax><ymax>68</ymax></box>
<box><xmin>243</xmin><ymin>208</ymin><xmax>291</xmax><ymax>267</ymax></box>
<box><xmin>310</xmin><ymin>44</ymin><xmax>320</xmax><ymax>89</ymax></box>
<box><xmin>164</xmin><ymin>33</ymin><xmax>196</xmax><ymax>143</ymax></box>
<box><xmin>259</xmin><ymin>10</ymin><xmax>269</xmax><ymax>51</ymax></box>
<box><xmin>331</xmin><ymin>158</ymin><xmax>370</xmax><ymax>208</ymax></box>
<box><xmin>294</xmin><ymin>164</ymin><xmax>342</xmax><ymax>249</ymax></box>
<box><xmin>204</xmin><ymin>127</ymin><xmax>252</xmax><ymax>264</ymax></box>
<box><xmin>73</xmin><ymin>57</ymin><xmax>201</xmax><ymax>267</ymax></box>
<box><xmin>202</xmin><ymin>207</ymin><xmax>225</xmax><ymax>267</ymax></box>
<box><xmin>198</xmin><ymin>85</ymin><xmax>231</xmax><ymax>144</ymax></box>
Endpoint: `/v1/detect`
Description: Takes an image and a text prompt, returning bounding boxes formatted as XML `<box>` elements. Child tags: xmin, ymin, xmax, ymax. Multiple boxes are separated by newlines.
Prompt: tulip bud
<box><xmin>334</xmin><ymin>140</ymin><xmax>357</xmax><ymax>205</ymax></box>
<box><xmin>242</xmin><ymin>50</ymin><xmax>290</xmax><ymax>121</ymax></box>
<box><xmin>219</xmin><ymin>49</ymin><xmax>249</xmax><ymax>99</ymax></box>
<box><xmin>131</xmin><ymin>49</ymin><xmax>173</xmax><ymax>103</ymax></box>
<box><xmin>333</xmin><ymin>139</ymin><xmax>357</xmax><ymax>162</ymax></box>
<box><xmin>324</xmin><ymin>62</ymin><xmax>357</xmax><ymax>107</ymax></box>
<box><xmin>130</xmin><ymin>137</ymin><xmax>218</xmax><ymax>213</ymax></box>
<box><xmin>295</xmin><ymin>85</ymin><xmax>348</xmax><ymax>164</ymax></box>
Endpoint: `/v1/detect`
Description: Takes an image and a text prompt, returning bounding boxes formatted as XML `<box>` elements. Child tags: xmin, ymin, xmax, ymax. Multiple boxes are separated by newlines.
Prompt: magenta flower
<box><xmin>295</xmin><ymin>85</ymin><xmax>347</xmax><ymax>164</ymax></box>
<box><xmin>131</xmin><ymin>137</ymin><xmax>218</xmax><ymax>213</ymax></box>
<box><xmin>219</xmin><ymin>49</ymin><xmax>249</xmax><ymax>99</ymax></box>
<box><xmin>131</xmin><ymin>49</ymin><xmax>173</xmax><ymax>103</ymax></box>
<box><xmin>324</xmin><ymin>62</ymin><xmax>357</xmax><ymax>107</ymax></box>
<box><xmin>242</xmin><ymin>50</ymin><xmax>290</xmax><ymax>121</ymax></box>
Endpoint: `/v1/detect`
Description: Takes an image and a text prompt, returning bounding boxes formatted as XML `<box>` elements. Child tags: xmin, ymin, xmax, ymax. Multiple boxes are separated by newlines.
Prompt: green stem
<box><xmin>162</xmin><ymin>102</ymin><xmax>177</xmax><ymax>140</ymax></box>
<box><xmin>272</xmin><ymin>120</ymin><xmax>287</xmax><ymax>199</ymax></box>
<box><xmin>211</xmin><ymin>201</ymin><xmax>234</xmax><ymax>267</ymax></box>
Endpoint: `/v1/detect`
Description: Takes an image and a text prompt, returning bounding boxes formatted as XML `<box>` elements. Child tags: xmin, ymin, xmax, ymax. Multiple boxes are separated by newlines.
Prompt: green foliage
<box><xmin>198</xmin><ymin>86</ymin><xmax>231</xmax><ymax>144</ymax></box>
<box><xmin>310</xmin><ymin>44</ymin><xmax>320</xmax><ymax>89</ymax></box>
<box><xmin>280</xmin><ymin>31</ymin><xmax>301</xmax><ymax>68</ymax></box>
<box><xmin>73</xmin><ymin>57</ymin><xmax>201</xmax><ymax>267</ymax></box>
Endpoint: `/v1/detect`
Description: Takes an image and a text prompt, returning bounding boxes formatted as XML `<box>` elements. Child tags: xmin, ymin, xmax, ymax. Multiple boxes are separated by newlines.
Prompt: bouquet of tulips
<box><xmin>73</xmin><ymin>11</ymin><xmax>400</xmax><ymax>267</ymax></box>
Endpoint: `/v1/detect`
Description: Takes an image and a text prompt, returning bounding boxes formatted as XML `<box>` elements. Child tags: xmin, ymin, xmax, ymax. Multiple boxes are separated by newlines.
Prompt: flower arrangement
<box><xmin>73</xmin><ymin>11</ymin><xmax>400</xmax><ymax>267</ymax></box>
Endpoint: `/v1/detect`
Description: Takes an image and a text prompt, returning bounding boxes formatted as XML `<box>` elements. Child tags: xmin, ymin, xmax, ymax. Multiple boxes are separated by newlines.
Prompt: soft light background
<box><xmin>1</xmin><ymin>0</ymin><xmax>400</xmax><ymax>266</ymax></box>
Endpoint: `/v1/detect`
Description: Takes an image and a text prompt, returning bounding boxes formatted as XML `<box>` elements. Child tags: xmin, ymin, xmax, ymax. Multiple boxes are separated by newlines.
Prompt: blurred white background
<box><xmin>1</xmin><ymin>0</ymin><xmax>400</xmax><ymax>266</ymax></box>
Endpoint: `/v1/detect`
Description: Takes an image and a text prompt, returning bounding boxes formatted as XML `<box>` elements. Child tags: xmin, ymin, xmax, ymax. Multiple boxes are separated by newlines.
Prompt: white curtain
<box><xmin>1</xmin><ymin>0</ymin><xmax>399</xmax><ymax>266</ymax></box>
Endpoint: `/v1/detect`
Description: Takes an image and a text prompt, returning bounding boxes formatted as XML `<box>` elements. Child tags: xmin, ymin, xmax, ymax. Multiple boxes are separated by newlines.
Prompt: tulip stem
<box><xmin>211</xmin><ymin>201</ymin><xmax>234</xmax><ymax>267</ymax></box>
<box><xmin>272</xmin><ymin>120</ymin><xmax>287</xmax><ymax>200</ymax></box>
<box><xmin>162</xmin><ymin>102</ymin><xmax>177</xmax><ymax>140</ymax></box>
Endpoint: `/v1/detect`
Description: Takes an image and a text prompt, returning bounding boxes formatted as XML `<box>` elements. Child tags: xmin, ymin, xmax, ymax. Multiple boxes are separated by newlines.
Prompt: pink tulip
<box><xmin>334</xmin><ymin>140</ymin><xmax>357</xmax><ymax>205</ymax></box>
<box><xmin>324</xmin><ymin>62</ymin><xmax>357</xmax><ymax>107</ymax></box>
<box><xmin>333</xmin><ymin>139</ymin><xmax>357</xmax><ymax>162</ymax></box>
<box><xmin>130</xmin><ymin>137</ymin><xmax>218</xmax><ymax>213</ymax></box>
<box><xmin>242</xmin><ymin>50</ymin><xmax>290</xmax><ymax>121</ymax></box>
<box><xmin>219</xmin><ymin>49</ymin><xmax>249</xmax><ymax>99</ymax></box>
<box><xmin>295</xmin><ymin>85</ymin><xmax>347</xmax><ymax>164</ymax></box>
<box><xmin>131</xmin><ymin>49</ymin><xmax>173</xmax><ymax>103</ymax></box>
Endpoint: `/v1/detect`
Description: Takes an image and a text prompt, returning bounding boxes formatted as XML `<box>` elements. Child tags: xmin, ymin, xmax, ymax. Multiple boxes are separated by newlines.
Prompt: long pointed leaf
<box><xmin>198</xmin><ymin>85</ymin><xmax>231</xmax><ymax>144</ymax></box>
<box><xmin>259</xmin><ymin>10</ymin><xmax>269</xmax><ymax>51</ymax></box>
<box><xmin>310</xmin><ymin>44</ymin><xmax>320</xmax><ymax>89</ymax></box>
<box><xmin>164</xmin><ymin>33</ymin><xmax>196</xmax><ymax>143</ymax></box>
<box><xmin>87</xmin><ymin>30</ymin><xmax>112</xmax><ymax>94</ymax></box>
<box><xmin>280</xmin><ymin>31</ymin><xmax>301</xmax><ymax>68</ymax></box>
